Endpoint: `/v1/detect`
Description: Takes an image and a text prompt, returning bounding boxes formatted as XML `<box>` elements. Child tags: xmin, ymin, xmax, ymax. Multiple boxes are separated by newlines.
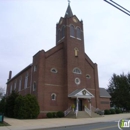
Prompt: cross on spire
<box><xmin>64</xmin><ymin>0</ymin><xmax>73</xmax><ymax>18</ymax></box>
<box><xmin>68</xmin><ymin>0</ymin><xmax>70</xmax><ymax>5</ymax></box>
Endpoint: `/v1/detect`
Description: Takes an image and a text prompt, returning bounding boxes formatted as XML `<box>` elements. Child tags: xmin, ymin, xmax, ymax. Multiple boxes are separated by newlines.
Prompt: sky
<box><xmin>0</xmin><ymin>0</ymin><xmax>130</xmax><ymax>90</ymax></box>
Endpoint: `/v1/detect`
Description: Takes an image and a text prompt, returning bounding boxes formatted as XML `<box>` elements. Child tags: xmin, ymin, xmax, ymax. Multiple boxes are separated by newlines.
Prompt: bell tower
<box><xmin>56</xmin><ymin>2</ymin><xmax>86</xmax><ymax>96</ymax></box>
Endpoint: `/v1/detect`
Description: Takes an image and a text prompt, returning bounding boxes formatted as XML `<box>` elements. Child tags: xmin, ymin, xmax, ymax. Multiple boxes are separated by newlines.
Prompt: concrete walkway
<box><xmin>0</xmin><ymin>113</ymin><xmax>130</xmax><ymax>130</ymax></box>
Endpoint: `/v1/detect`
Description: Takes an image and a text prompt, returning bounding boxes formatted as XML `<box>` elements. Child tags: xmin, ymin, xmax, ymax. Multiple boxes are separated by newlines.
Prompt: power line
<box><xmin>104</xmin><ymin>0</ymin><xmax>130</xmax><ymax>16</ymax></box>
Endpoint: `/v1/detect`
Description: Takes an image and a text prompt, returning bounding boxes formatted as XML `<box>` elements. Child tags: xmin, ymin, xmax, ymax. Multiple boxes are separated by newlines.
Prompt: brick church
<box><xmin>6</xmin><ymin>3</ymin><xmax>111</xmax><ymax>118</ymax></box>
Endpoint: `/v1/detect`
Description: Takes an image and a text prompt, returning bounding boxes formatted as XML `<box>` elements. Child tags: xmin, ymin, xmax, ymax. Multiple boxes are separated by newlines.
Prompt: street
<box><xmin>42</xmin><ymin>121</ymin><xmax>119</xmax><ymax>130</ymax></box>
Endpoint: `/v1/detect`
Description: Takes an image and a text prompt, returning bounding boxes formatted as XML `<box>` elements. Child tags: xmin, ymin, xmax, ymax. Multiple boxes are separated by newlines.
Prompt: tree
<box><xmin>108</xmin><ymin>73</ymin><xmax>130</xmax><ymax>111</ymax></box>
<box><xmin>0</xmin><ymin>87</ymin><xmax>5</xmax><ymax>99</ymax></box>
<box><xmin>0</xmin><ymin>96</ymin><xmax>6</xmax><ymax>113</ymax></box>
<box><xmin>5</xmin><ymin>91</ymin><xmax>19</xmax><ymax>117</ymax></box>
<box><xmin>14</xmin><ymin>94</ymin><xmax>40</xmax><ymax>119</ymax></box>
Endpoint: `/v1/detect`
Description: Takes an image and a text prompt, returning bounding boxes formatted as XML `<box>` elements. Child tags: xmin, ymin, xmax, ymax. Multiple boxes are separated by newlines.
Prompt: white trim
<box><xmin>70</xmin><ymin>35</ymin><xmax>75</xmax><ymax>38</ymax></box>
<box><xmin>50</xmin><ymin>68</ymin><xmax>58</xmax><ymax>73</ymax></box>
<box><xmin>75</xmin><ymin>78</ymin><xmax>81</xmax><ymax>85</ymax></box>
<box><xmin>77</xmin><ymin>38</ymin><xmax>81</xmax><ymax>40</ymax></box>
<box><xmin>73</xmin><ymin>67</ymin><xmax>82</xmax><ymax>74</ymax></box>
<box><xmin>100</xmin><ymin>96</ymin><xmax>111</xmax><ymax>98</ymax></box>
<box><xmin>51</xmin><ymin>93</ymin><xmax>56</xmax><ymax>100</ymax></box>
<box><xmin>68</xmin><ymin>88</ymin><xmax>94</xmax><ymax>98</ymax></box>
<box><xmin>86</xmin><ymin>74</ymin><xmax>91</xmax><ymax>79</ymax></box>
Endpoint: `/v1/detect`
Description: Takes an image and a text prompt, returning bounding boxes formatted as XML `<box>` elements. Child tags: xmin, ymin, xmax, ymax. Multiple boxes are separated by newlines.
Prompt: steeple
<box><xmin>64</xmin><ymin>1</ymin><xmax>73</xmax><ymax>18</ymax></box>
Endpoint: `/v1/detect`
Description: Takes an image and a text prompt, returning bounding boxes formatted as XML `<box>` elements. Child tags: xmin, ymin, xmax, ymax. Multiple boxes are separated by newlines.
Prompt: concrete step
<box><xmin>65</xmin><ymin>111</ymin><xmax>76</xmax><ymax>118</ymax></box>
<box><xmin>65</xmin><ymin>111</ymin><xmax>102</xmax><ymax>118</ymax></box>
<box><xmin>91</xmin><ymin>111</ymin><xmax>102</xmax><ymax>117</ymax></box>
<box><xmin>77</xmin><ymin>111</ymin><xmax>91</xmax><ymax>118</ymax></box>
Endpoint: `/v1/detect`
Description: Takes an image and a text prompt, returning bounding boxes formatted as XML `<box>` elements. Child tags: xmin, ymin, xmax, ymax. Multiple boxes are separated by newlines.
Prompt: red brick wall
<box><xmin>100</xmin><ymin>97</ymin><xmax>111</xmax><ymax>110</ymax></box>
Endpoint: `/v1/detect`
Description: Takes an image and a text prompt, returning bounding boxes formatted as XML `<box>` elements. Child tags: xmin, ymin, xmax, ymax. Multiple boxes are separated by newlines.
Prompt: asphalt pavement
<box><xmin>0</xmin><ymin>113</ymin><xmax>130</xmax><ymax>130</ymax></box>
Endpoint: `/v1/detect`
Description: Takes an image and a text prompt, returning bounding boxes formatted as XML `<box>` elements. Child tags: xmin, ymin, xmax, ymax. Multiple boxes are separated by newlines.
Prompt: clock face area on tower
<box><xmin>72</xmin><ymin>17</ymin><xmax>78</xmax><ymax>23</ymax></box>
<box><xmin>59</xmin><ymin>19</ymin><xmax>63</xmax><ymax>25</ymax></box>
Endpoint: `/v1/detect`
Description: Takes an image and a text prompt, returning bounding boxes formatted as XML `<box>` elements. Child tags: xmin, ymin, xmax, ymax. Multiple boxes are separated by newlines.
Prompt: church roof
<box><xmin>99</xmin><ymin>88</ymin><xmax>111</xmax><ymax>98</ymax></box>
<box><xmin>64</xmin><ymin>4</ymin><xmax>73</xmax><ymax>18</ymax></box>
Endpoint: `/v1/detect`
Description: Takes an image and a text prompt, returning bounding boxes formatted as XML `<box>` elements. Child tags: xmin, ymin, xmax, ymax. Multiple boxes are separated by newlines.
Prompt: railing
<box><xmin>91</xmin><ymin>106</ymin><xmax>97</xmax><ymax>112</ymax></box>
<box><xmin>91</xmin><ymin>106</ymin><xmax>104</xmax><ymax>115</ymax></box>
<box><xmin>64</xmin><ymin>106</ymin><xmax>71</xmax><ymax>116</ymax></box>
<box><xmin>84</xmin><ymin>106</ymin><xmax>91</xmax><ymax>117</ymax></box>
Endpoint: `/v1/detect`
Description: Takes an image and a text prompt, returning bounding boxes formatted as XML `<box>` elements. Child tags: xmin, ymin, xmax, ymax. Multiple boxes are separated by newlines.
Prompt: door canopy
<box><xmin>68</xmin><ymin>88</ymin><xmax>94</xmax><ymax>99</ymax></box>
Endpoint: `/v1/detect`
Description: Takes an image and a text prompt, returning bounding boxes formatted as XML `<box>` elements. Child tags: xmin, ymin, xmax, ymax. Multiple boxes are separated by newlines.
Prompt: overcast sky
<box><xmin>0</xmin><ymin>0</ymin><xmax>130</xmax><ymax>90</ymax></box>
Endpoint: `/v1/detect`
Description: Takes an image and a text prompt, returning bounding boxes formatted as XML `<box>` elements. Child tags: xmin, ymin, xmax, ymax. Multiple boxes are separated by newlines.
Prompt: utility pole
<box><xmin>104</xmin><ymin>0</ymin><xmax>130</xmax><ymax>16</ymax></box>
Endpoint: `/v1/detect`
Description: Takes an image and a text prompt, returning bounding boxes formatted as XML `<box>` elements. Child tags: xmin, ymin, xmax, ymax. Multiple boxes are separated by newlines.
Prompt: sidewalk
<box><xmin>0</xmin><ymin>113</ymin><xmax>130</xmax><ymax>130</ymax></box>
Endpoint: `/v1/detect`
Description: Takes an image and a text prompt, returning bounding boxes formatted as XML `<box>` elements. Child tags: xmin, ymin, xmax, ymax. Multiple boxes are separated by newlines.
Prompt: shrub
<box><xmin>52</xmin><ymin>112</ymin><xmax>57</xmax><ymax>118</ymax></box>
<box><xmin>115</xmin><ymin>109</ymin><xmax>121</xmax><ymax>114</ymax></box>
<box><xmin>104</xmin><ymin>109</ymin><xmax>110</xmax><ymax>115</ymax></box>
<box><xmin>47</xmin><ymin>112</ymin><xmax>53</xmax><ymax>118</ymax></box>
<box><xmin>110</xmin><ymin>109</ymin><xmax>116</xmax><ymax>114</ymax></box>
<box><xmin>57</xmin><ymin>111</ymin><xmax>64</xmax><ymax>118</ymax></box>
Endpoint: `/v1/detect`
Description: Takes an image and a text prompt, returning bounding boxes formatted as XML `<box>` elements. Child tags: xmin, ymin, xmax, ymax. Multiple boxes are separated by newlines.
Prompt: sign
<box><xmin>118</xmin><ymin>119</ymin><xmax>130</xmax><ymax>130</ymax></box>
<box><xmin>0</xmin><ymin>114</ymin><xmax>4</xmax><ymax>123</ymax></box>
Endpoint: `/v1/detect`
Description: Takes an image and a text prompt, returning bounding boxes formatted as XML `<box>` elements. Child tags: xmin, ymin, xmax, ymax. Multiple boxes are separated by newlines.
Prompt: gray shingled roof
<box><xmin>99</xmin><ymin>88</ymin><xmax>111</xmax><ymax>98</ymax></box>
<box><xmin>68</xmin><ymin>89</ymin><xmax>83</xmax><ymax>97</ymax></box>
<box><xmin>68</xmin><ymin>88</ymin><xmax>94</xmax><ymax>98</ymax></box>
<box><xmin>64</xmin><ymin>4</ymin><xmax>73</xmax><ymax>18</ymax></box>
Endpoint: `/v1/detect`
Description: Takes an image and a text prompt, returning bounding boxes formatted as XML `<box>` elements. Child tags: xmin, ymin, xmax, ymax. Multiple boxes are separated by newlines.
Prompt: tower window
<box><xmin>70</xmin><ymin>25</ymin><xmax>75</xmax><ymax>37</ymax></box>
<box><xmin>73</xmin><ymin>67</ymin><xmax>82</xmax><ymax>74</ymax></box>
<box><xmin>76</xmin><ymin>27</ymin><xmax>81</xmax><ymax>40</ymax></box>
<box><xmin>51</xmin><ymin>93</ymin><xmax>56</xmax><ymax>100</ymax></box>
<box><xmin>51</xmin><ymin>68</ymin><xmax>58</xmax><ymax>73</ymax></box>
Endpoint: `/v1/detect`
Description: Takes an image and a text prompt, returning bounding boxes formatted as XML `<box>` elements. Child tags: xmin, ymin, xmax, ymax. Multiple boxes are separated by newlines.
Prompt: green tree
<box><xmin>14</xmin><ymin>94</ymin><xmax>40</xmax><ymax>119</ymax></box>
<box><xmin>108</xmin><ymin>73</ymin><xmax>130</xmax><ymax>111</ymax></box>
<box><xmin>5</xmin><ymin>91</ymin><xmax>19</xmax><ymax>117</ymax></box>
<box><xmin>0</xmin><ymin>96</ymin><xmax>6</xmax><ymax>113</ymax></box>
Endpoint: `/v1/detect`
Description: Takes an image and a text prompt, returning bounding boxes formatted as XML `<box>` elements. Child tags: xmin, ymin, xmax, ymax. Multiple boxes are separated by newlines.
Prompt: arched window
<box><xmin>24</xmin><ymin>73</ymin><xmax>28</xmax><ymax>89</ymax></box>
<box><xmin>73</xmin><ymin>67</ymin><xmax>82</xmax><ymax>74</ymax></box>
<box><xmin>61</xmin><ymin>26</ymin><xmax>65</xmax><ymax>38</ymax></box>
<box><xmin>19</xmin><ymin>77</ymin><xmax>22</xmax><ymax>91</ymax></box>
<box><xmin>10</xmin><ymin>85</ymin><xmax>12</xmax><ymax>94</ymax></box>
<box><xmin>51</xmin><ymin>68</ymin><xmax>58</xmax><ymax>73</ymax></box>
<box><xmin>76</xmin><ymin>27</ymin><xmax>81</xmax><ymax>39</ymax></box>
<box><xmin>51</xmin><ymin>93</ymin><xmax>56</xmax><ymax>100</ymax></box>
<box><xmin>70</xmin><ymin>25</ymin><xmax>75</xmax><ymax>37</ymax></box>
<box><xmin>33</xmin><ymin>81</ymin><xmax>36</xmax><ymax>91</ymax></box>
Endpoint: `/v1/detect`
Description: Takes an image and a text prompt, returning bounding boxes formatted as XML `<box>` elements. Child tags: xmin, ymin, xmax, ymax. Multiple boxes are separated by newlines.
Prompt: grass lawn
<box><xmin>0</xmin><ymin>122</ymin><xmax>10</xmax><ymax>126</ymax></box>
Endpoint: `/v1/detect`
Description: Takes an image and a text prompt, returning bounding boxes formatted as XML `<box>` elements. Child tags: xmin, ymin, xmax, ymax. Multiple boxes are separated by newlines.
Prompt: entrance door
<box><xmin>74</xmin><ymin>99</ymin><xmax>82</xmax><ymax>111</ymax></box>
<box><xmin>78</xmin><ymin>99</ymin><xmax>82</xmax><ymax>111</ymax></box>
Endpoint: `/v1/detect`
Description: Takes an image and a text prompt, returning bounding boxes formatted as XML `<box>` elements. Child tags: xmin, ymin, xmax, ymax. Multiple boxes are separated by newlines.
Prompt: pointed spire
<box><xmin>64</xmin><ymin>1</ymin><xmax>73</xmax><ymax>18</ymax></box>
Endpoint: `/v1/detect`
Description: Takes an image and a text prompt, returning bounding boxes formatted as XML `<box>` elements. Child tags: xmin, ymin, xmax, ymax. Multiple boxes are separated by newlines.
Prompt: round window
<box><xmin>75</xmin><ymin>78</ymin><xmax>81</xmax><ymax>85</ymax></box>
<box><xmin>86</xmin><ymin>74</ymin><xmax>91</xmax><ymax>79</ymax></box>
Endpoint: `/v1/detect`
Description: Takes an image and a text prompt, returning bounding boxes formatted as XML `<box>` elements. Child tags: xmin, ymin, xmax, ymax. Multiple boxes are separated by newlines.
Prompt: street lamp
<box><xmin>104</xmin><ymin>0</ymin><xmax>130</xmax><ymax>16</ymax></box>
